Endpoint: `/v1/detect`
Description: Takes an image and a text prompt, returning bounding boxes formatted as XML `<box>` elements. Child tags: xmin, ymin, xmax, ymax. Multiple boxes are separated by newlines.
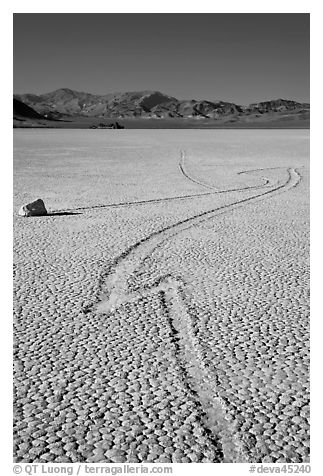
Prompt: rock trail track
<box><xmin>93</xmin><ymin>153</ymin><xmax>301</xmax><ymax>463</ymax></box>
<box><xmin>14</xmin><ymin>146</ymin><xmax>308</xmax><ymax>464</ymax></box>
<box><xmin>95</xmin><ymin>159</ymin><xmax>300</xmax><ymax>314</ymax></box>
<box><xmin>53</xmin><ymin>150</ymin><xmax>282</xmax><ymax>214</ymax></box>
<box><xmin>179</xmin><ymin>150</ymin><xmax>275</xmax><ymax>192</ymax></box>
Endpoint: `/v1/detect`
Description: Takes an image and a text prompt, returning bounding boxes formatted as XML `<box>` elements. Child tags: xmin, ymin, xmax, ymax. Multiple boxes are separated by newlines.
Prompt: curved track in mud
<box><xmin>54</xmin><ymin>150</ymin><xmax>281</xmax><ymax>215</ymax></box>
<box><xmin>178</xmin><ymin>150</ymin><xmax>275</xmax><ymax>192</ymax></box>
<box><xmin>94</xmin><ymin>160</ymin><xmax>302</xmax><ymax>462</ymax></box>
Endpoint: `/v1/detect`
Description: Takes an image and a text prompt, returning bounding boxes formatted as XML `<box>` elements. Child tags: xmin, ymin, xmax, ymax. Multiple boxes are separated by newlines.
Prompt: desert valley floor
<box><xmin>13</xmin><ymin>129</ymin><xmax>310</xmax><ymax>463</ymax></box>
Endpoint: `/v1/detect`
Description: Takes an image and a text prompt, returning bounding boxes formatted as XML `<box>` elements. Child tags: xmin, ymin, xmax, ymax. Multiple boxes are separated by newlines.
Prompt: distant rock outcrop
<box><xmin>18</xmin><ymin>199</ymin><xmax>48</xmax><ymax>217</ymax></box>
<box><xmin>90</xmin><ymin>121</ymin><xmax>124</xmax><ymax>129</ymax></box>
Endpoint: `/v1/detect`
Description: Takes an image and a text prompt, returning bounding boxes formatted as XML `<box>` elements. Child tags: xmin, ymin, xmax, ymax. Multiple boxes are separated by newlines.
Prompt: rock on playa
<box><xmin>18</xmin><ymin>199</ymin><xmax>48</xmax><ymax>217</ymax></box>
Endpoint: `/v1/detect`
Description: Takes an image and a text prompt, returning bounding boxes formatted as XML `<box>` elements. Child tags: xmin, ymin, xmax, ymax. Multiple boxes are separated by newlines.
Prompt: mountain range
<box><xmin>13</xmin><ymin>89</ymin><xmax>310</xmax><ymax>128</ymax></box>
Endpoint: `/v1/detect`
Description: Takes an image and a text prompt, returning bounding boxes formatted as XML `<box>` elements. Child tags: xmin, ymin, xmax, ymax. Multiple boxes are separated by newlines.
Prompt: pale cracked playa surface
<box><xmin>13</xmin><ymin>129</ymin><xmax>309</xmax><ymax>463</ymax></box>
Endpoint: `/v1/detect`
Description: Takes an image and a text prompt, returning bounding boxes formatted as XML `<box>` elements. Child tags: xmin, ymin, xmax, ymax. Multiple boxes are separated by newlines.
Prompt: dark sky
<box><xmin>13</xmin><ymin>13</ymin><xmax>310</xmax><ymax>104</ymax></box>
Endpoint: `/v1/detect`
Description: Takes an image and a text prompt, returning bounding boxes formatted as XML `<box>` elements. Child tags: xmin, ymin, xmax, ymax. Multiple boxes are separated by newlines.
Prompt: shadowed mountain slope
<box><xmin>13</xmin><ymin>98</ymin><xmax>45</xmax><ymax>120</ymax></box>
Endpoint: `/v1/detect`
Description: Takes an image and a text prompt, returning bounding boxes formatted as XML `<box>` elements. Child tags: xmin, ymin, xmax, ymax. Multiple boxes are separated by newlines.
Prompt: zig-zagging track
<box><xmin>92</xmin><ymin>154</ymin><xmax>302</xmax><ymax>463</ymax></box>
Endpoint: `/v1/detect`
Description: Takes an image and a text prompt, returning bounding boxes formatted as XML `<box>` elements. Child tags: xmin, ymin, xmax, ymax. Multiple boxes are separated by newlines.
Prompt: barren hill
<box><xmin>13</xmin><ymin>89</ymin><xmax>310</xmax><ymax>128</ymax></box>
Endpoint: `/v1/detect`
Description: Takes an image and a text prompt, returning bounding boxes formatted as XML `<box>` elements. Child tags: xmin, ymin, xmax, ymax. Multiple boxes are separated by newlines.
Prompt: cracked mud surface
<box><xmin>13</xmin><ymin>130</ymin><xmax>309</xmax><ymax>463</ymax></box>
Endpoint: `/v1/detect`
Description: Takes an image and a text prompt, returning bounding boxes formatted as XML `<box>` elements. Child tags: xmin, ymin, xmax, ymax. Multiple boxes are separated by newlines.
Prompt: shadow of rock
<box><xmin>47</xmin><ymin>211</ymin><xmax>82</xmax><ymax>216</ymax></box>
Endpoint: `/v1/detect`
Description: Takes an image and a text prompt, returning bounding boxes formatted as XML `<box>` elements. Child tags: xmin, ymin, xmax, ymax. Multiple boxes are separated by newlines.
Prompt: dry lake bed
<box><xmin>13</xmin><ymin>129</ymin><xmax>310</xmax><ymax>463</ymax></box>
